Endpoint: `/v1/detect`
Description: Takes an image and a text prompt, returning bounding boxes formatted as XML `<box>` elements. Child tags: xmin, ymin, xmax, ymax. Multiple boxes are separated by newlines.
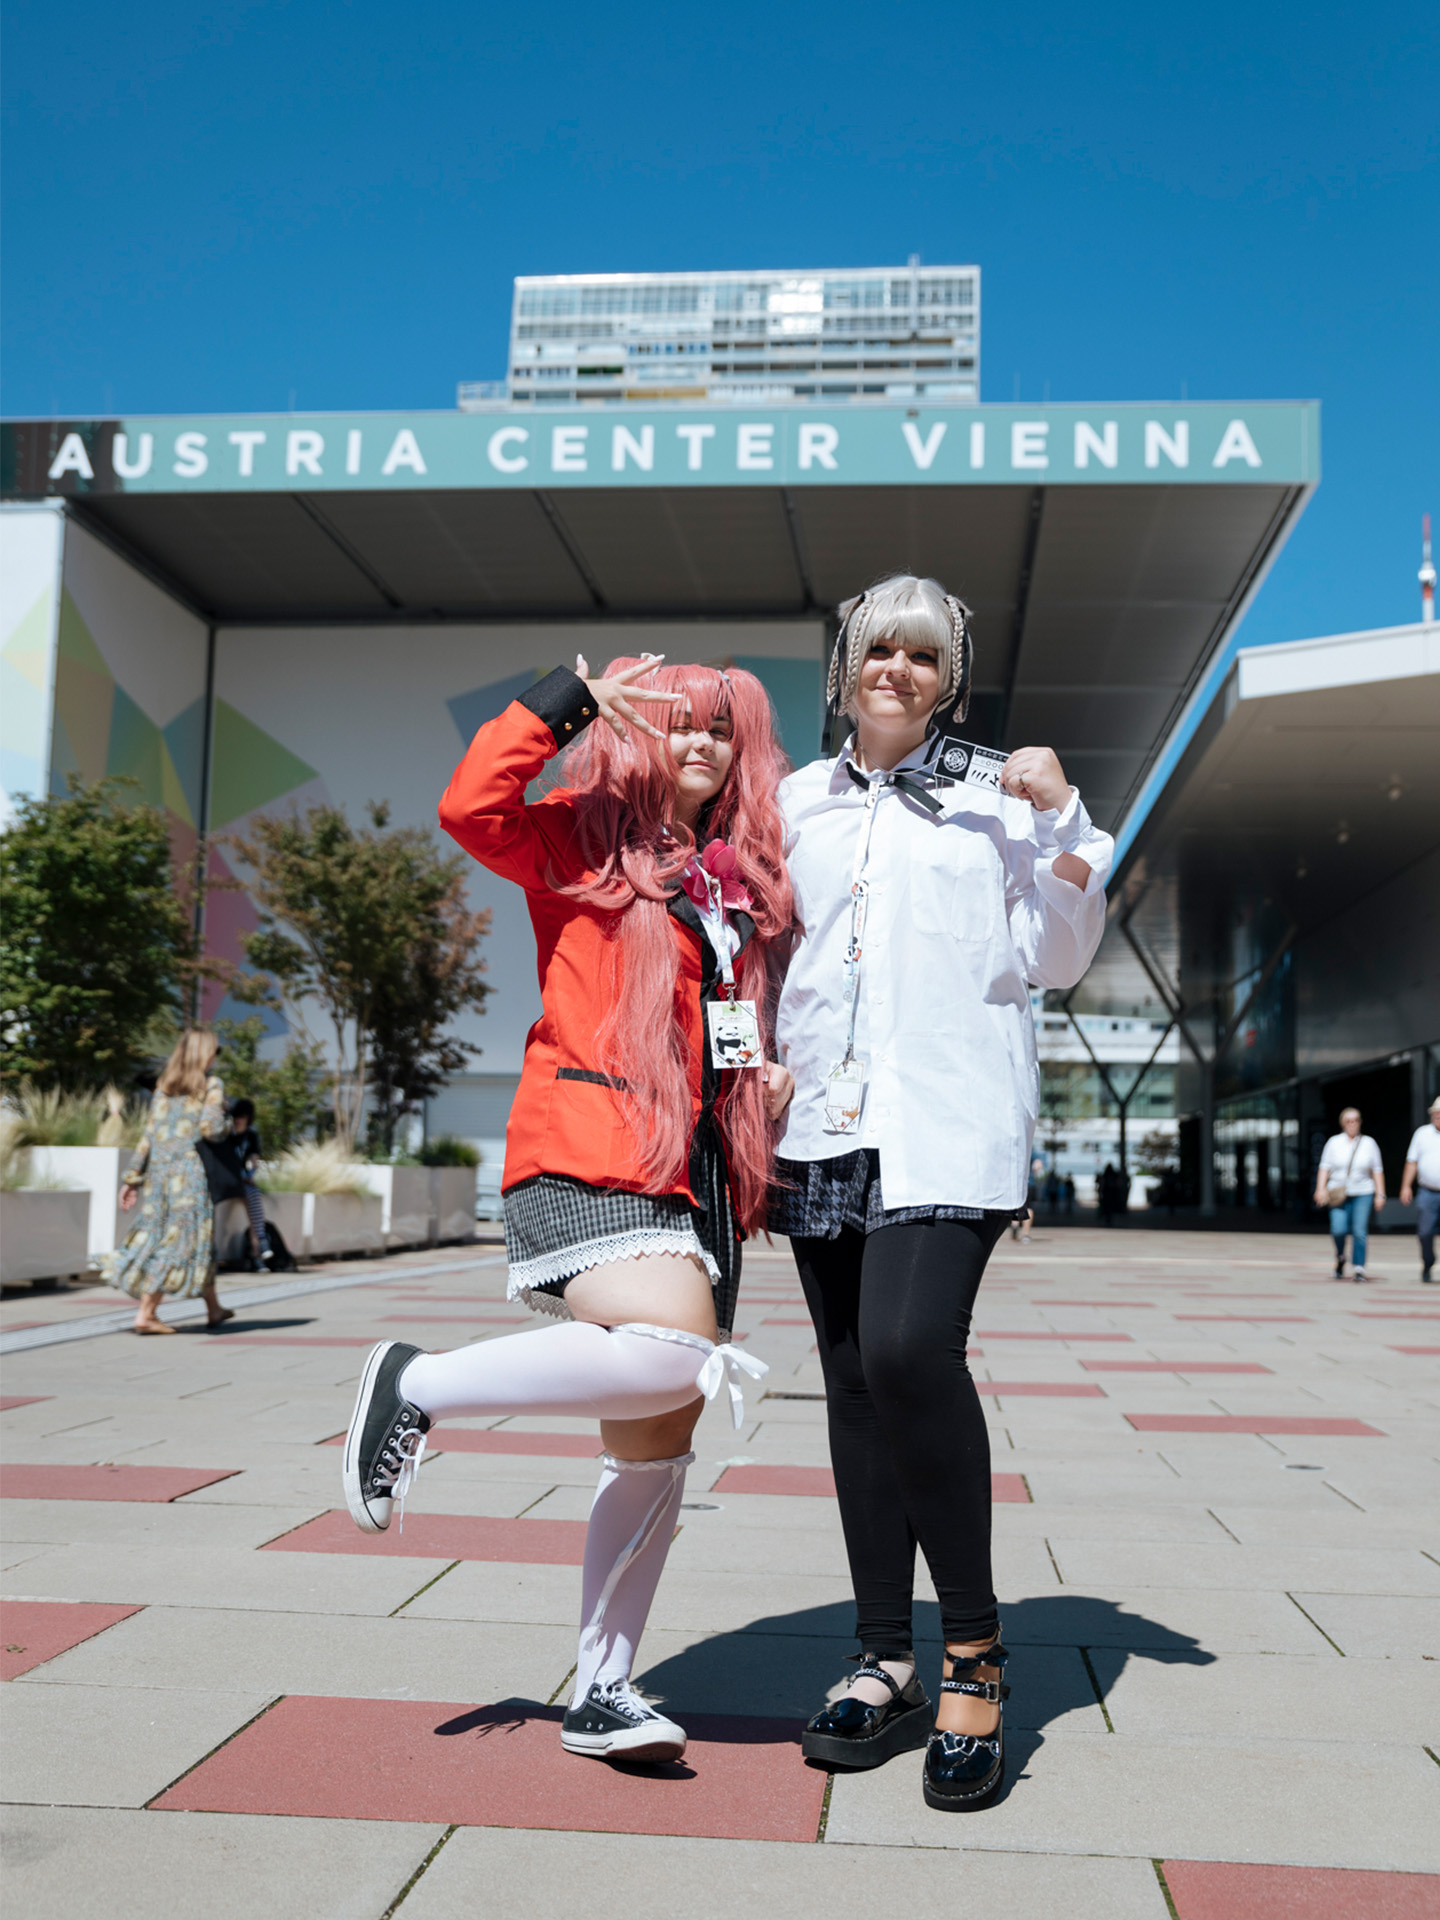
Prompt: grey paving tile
<box><xmin>0</xmin><ymin>1804</ymin><xmax>442</xmax><ymax>1920</ymax></box>
<box><xmin>1</xmin><ymin>1542</ymin><xmax>444</xmax><ymax>1616</ymax></box>
<box><xmin>824</xmin><ymin>1732</ymin><xmax>1440</xmax><ymax>1870</ymax></box>
<box><xmin>1050</xmin><ymin>1540</ymin><xmax>1440</xmax><ymax>1596</ymax></box>
<box><xmin>402</xmin><ymin>1828</ymin><xmax>1168</xmax><ymax>1920</ymax></box>
<box><xmin>0</xmin><ymin>1497</ymin><xmax>324</xmax><ymax>1551</ymax></box>
<box><xmin>1101</xmin><ymin>1648</ymin><xmax>1440</xmax><ymax>1740</ymax></box>
<box><xmin>0</xmin><ymin>1681</ymin><xmax>273</xmax><ymax>1807</ymax></box>
<box><xmin>20</xmin><ymin>1600</ymin><xmax>576</xmax><ymax>1705</ymax></box>
<box><xmin>1290</xmin><ymin>1591</ymin><xmax>1440</xmax><ymax>1658</ymax></box>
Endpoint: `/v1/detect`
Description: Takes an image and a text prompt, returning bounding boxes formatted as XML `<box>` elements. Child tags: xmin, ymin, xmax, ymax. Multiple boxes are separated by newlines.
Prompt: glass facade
<box><xmin>478</xmin><ymin>265</ymin><xmax>980</xmax><ymax>407</ymax></box>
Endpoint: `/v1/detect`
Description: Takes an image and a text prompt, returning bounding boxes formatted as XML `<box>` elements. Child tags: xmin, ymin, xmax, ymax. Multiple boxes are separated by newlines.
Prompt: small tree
<box><xmin>230</xmin><ymin>801</ymin><xmax>490</xmax><ymax>1151</ymax></box>
<box><xmin>214</xmin><ymin>1016</ymin><xmax>327</xmax><ymax>1158</ymax></box>
<box><xmin>0</xmin><ymin>778</ymin><xmax>195</xmax><ymax>1093</ymax></box>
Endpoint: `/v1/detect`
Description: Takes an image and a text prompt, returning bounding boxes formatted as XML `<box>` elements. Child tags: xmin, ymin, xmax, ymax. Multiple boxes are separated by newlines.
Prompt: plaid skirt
<box><xmin>504</xmin><ymin>1140</ymin><xmax>741</xmax><ymax>1336</ymax></box>
<box><xmin>770</xmin><ymin>1149</ymin><xmax>984</xmax><ymax>1239</ymax></box>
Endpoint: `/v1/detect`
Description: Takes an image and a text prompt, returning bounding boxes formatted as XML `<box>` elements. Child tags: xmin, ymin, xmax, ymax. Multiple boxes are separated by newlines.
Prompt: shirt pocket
<box><xmin>903</xmin><ymin>827</ymin><xmax>999</xmax><ymax>945</ymax></box>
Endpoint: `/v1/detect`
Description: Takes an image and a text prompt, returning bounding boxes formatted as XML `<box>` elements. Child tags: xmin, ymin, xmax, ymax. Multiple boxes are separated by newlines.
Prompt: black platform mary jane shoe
<box><xmin>801</xmin><ymin>1654</ymin><xmax>932</xmax><ymax>1769</ymax></box>
<box><xmin>922</xmin><ymin>1638</ymin><xmax>1011</xmax><ymax>1811</ymax></box>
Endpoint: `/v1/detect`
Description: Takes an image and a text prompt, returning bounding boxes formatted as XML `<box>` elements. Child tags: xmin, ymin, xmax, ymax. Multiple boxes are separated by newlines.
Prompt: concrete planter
<box><xmin>431</xmin><ymin>1166</ymin><xmax>479</xmax><ymax>1243</ymax></box>
<box><xmin>308</xmin><ymin>1192</ymin><xmax>384</xmax><ymax>1259</ymax></box>
<box><xmin>474</xmin><ymin>1140</ymin><xmax>506</xmax><ymax>1222</ymax></box>
<box><xmin>259</xmin><ymin>1192</ymin><xmax>310</xmax><ymax>1261</ymax></box>
<box><xmin>352</xmin><ymin>1165</ymin><xmax>435</xmax><ymax>1249</ymax></box>
<box><xmin>25</xmin><ymin>1146</ymin><xmax>136</xmax><ymax>1263</ymax></box>
<box><xmin>0</xmin><ymin>1190</ymin><xmax>92</xmax><ymax>1284</ymax></box>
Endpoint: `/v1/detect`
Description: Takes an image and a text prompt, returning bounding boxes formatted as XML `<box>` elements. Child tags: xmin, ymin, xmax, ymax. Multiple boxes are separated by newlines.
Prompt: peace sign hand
<box><xmin>575</xmin><ymin>653</ymin><xmax>673</xmax><ymax>741</ymax></box>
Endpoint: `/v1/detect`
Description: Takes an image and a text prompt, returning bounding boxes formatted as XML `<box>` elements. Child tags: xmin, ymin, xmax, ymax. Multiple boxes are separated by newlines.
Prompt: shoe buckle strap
<box><xmin>939</xmin><ymin>1678</ymin><xmax>1009</xmax><ymax>1702</ymax></box>
<box><xmin>849</xmin><ymin>1660</ymin><xmax>903</xmax><ymax>1699</ymax></box>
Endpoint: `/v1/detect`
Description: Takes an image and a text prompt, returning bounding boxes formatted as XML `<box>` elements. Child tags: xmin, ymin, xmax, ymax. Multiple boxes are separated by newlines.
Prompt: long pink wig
<box><xmin>550</xmin><ymin>659</ymin><xmax>793</xmax><ymax>1231</ymax></box>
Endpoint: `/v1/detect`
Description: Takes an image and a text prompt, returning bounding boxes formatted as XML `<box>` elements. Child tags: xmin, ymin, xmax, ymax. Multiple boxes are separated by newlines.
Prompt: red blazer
<box><xmin>438</xmin><ymin>670</ymin><xmax>732</xmax><ymax>1201</ymax></box>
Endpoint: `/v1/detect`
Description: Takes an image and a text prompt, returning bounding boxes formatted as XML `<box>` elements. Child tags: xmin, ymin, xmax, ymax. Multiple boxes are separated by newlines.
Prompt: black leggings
<box><xmin>792</xmin><ymin>1216</ymin><xmax>1006</xmax><ymax>1656</ymax></box>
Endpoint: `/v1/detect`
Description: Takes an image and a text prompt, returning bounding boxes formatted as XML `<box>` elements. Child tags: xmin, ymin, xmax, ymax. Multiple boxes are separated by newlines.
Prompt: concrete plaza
<box><xmin>2</xmin><ymin>1225</ymin><xmax>1437</xmax><ymax>1919</ymax></box>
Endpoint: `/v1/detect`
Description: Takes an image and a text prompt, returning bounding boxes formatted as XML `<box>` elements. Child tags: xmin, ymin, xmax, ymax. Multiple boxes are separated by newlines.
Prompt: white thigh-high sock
<box><xmin>397</xmin><ymin>1321</ymin><xmax>764</xmax><ymax>1429</ymax></box>
<box><xmin>572</xmin><ymin>1451</ymin><xmax>691</xmax><ymax>1705</ymax></box>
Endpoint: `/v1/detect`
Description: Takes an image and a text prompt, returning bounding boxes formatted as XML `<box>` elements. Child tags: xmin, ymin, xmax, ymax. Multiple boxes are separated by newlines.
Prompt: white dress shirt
<box><xmin>775</xmin><ymin>738</ymin><xmax>1114</xmax><ymax>1210</ymax></box>
<box><xmin>1318</xmin><ymin>1133</ymin><xmax>1385</xmax><ymax>1197</ymax></box>
<box><xmin>1403</xmin><ymin>1124</ymin><xmax>1440</xmax><ymax>1190</ymax></box>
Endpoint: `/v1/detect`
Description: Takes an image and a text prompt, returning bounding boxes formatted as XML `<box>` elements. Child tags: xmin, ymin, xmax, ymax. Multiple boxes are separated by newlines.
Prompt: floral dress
<box><xmin>102</xmin><ymin>1077</ymin><xmax>229</xmax><ymax>1299</ymax></box>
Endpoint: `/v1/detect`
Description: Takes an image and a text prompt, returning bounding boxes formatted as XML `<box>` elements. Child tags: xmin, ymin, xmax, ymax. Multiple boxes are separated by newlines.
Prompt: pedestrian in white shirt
<box><xmin>1313</xmin><ymin>1107</ymin><xmax>1386</xmax><ymax>1282</ymax></box>
<box><xmin>771</xmin><ymin>574</ymin><xmax>1112</xmax><ymax>1811</ymax></box>
<box><xmin>1399</xmin><ymin>1096</ymin><xmax>1440</xmax><ymax>1283</ymax></box>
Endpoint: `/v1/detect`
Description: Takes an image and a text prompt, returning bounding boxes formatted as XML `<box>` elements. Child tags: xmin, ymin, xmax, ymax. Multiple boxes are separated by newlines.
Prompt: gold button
<box><xmin>564</xmin><ymin>722</ymin><xmax>573</xmax><ymax>731</ymax></box>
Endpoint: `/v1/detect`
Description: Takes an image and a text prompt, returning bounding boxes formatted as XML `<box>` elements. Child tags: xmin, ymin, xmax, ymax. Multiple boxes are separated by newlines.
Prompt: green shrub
<box><xmin>419</xmin><ymin>1135</ymin><xmax>480</xmax><ymax>1168</ymax></box>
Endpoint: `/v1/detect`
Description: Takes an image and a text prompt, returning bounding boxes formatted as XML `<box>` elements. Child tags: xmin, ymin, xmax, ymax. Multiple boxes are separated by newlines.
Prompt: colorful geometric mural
<box><xmin>0</xmin><ymin>505</ymin><xmax>63</xmax><ymax>822</ymax></box>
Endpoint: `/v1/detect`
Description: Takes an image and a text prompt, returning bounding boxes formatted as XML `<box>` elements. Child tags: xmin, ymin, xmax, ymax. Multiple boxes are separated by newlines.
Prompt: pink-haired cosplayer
<box><xmin>343</xmin><ymin>654</ymin><xmax>794</xmax><ymax>1765</ymax></box>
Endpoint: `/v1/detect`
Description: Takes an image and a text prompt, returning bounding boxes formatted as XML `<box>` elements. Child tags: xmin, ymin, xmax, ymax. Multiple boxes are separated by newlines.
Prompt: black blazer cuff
<box><xmin>519</xmin><ymin>667</ymin><xmax>598</xmax><ymax>746</ymax></box>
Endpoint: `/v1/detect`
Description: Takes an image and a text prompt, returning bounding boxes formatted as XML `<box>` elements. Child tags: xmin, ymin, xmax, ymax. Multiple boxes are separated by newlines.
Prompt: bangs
<box><xmin>605</xmin><ymin>658</ymin><xmax>733</xmax><ymax>733</ymax></box>
<box><xmin>867</xmin><ymin>585</ymin><xmax>951</xmax><ymax>655</ymax></box>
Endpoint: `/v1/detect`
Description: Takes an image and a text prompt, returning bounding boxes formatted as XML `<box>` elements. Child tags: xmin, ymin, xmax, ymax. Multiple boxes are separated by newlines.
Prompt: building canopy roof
<box><xmin>2</xmin><ymin>400</ymin><xmax>1317</xmax><ymax>831</ymax></box>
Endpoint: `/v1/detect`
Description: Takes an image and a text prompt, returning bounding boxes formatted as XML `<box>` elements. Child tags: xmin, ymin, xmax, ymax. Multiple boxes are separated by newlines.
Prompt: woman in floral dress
<box><xmin>105</xmin><ymin>1029</ymin><xmax>235</xmax><ymax>1334</ymax></box>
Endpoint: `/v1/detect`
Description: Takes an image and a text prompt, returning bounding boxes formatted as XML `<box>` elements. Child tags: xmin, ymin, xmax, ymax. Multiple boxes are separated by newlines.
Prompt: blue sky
<box><xmin>3</xmin><ymin>0</ymin><xmax>1435</xmax><ymax>644</ymax></box>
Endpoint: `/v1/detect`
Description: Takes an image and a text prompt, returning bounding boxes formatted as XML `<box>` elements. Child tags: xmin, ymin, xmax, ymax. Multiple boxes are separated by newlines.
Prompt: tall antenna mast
<box><xmin>1422</xmin><ymin>513</ymin><xmax>1436</xmax><ymax>625</ymax></box>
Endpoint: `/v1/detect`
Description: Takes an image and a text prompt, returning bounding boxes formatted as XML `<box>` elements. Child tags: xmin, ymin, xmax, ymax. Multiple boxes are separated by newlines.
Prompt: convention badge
<box><xmin>822</xmin><ymin>1058</ymin><xmax>867</xmax><ymax>1134</ymax></box>
<box><xmin>934</xmin><ymin>737</ymin><xmax>1008</xmax><ymax>793</ymax></box>
<box><xmin>706</xmin><ymin>998</ymin><xmax>763</xmax><ymax>1070</ymax></box>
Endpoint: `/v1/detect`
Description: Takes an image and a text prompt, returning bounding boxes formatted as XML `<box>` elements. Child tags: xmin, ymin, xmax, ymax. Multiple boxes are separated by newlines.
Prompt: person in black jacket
<box><xmin>201</xmin><ymin>1100</ymin><xmax>274</xmax><ymax>1270</ymax></box>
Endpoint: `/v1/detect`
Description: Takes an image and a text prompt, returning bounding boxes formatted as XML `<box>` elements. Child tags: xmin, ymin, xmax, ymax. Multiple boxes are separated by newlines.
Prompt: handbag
<box><xmin>1323</xmin><ymin>1138</ymin><xmax>1362</xmax><ymax>1209</ymax></box>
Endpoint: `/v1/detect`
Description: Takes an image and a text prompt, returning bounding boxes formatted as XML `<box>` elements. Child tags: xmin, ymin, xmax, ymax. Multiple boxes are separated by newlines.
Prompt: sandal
<box><xmin>922</xmin><ymin>1637</ymin><xmax>1010</xmax><ymax>1811</ymax></box>
<box><xmin>801</xmin><ymin>1653</ymin><xmax>932</xmax><ymax>1768</ymax></box>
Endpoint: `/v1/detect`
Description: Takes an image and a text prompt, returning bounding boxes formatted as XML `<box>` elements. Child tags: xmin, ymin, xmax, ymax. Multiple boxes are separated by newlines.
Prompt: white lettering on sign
<box><xmin>346</xmin><ymin>429</ymin><xmax>363</xmax><ymax>475</ymax></box>
<box><xmin>112</xmin><ymin>432</ymin><xmax>153</xmax><ymax>479</ymax></box>
<box><xmin>799</xmin><ymin>423</ymin><xmax>839</xmax><ymax>470</ymax></box>
<box><xmin>381</xmin><ymin>429</ymin><xmax>427</xmax><ymax>476</ymax></box>
<box><xmin>228</xmin><ymin>430</ymin><xmax>266</xmax><ymax>476</ymax></box>
<box><xmin>551</xmin><ymin>426</ymin><xmax>588</xmax><ymax>472</ymax></box>
<box><xmin>488</xmin><ymin>427</ymin><xmax>528</xmax><ymax>473</ymax></box>
<box><xmin>173</xmin><ymin>432</ymin><xmax>208</xmax><ymax>477</ymax></box>
<box><xmin>1011</xmin><ymin>422</ymin><xmax>1049</xmax><ymax>469</ymax></box>
<box><xmin>1074</xmin><ymin>421</ymin><xmax>1118</xmax><ymax>469</ymax></box>
<box><xmin>737</xmin><ymin>424</ymin><xmax>774</xmax><ymax>470</ymax></box>
<box><xmin>612</xmin><ymin>425</ymin><xmax>654</xmax><ymax>472</ymax></box>
<box><xmin>969</xmin><ymin>421</ymin><xmax>985</xmax><ymax>469</ymax></box>
<box><xmin>676</xmin><ymin>424</ymin><xmax>714</xmax><ymax>471</ymax></box>
<box><xmin>48</xmin><ymin>433</ymin><xmax>94</xmax><ymax>481</ymax></box>
<box><xmin>902</xmin><ymin>421</ymin><xmax>946</xmax><ymax>470</ymax></box>
<box><xmin>1213</xmin><ymin>419</ymin><xmax>1262</xmax><ymax>468</ymax></box>
<box><xmin>1145</xmin><ymin>420</ymin><xmax>1189</xmax><ymax>469</ymax></box>
<box><xmin>286</xmin><ymin>430</ymin><xmax>324</xmax><ymax>476</ymax></box>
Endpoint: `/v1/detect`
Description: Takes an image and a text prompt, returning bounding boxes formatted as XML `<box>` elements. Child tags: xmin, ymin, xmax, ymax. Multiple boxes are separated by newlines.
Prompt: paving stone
<box><xmin>1102</xmin><ymin>1649</ymin><xmax>1440</xmax><ymax>1742</ymax></box>
<box><xmin>0</xmin><ymin>1804</ymin><xmax>443</xmax><ymax>1920</ymax></box>
<box><xmin>401</xmin><ymin>1827</ymin><xmax>1169</xmax><ymax>1920</ymax></box>
<box><xmin>824</xmin><ymin>1733</ymin><xmax>1440</xmax><ymax>1870</ymax></box>
<box><xmin>0</xmin><ymin>1599</ymin><xmax>143</xmax><ymax>1677</ymax></box>
<box><xmin>0</xmin><ymin>1680</ymin><xmax>274</xmax><ymax>1806</ymax></box>
<box><xmin>1287</xmin><ymin>1592</ymin><xmax>1440</xmax><ymax>1658</ymax></box>
<box><xmin>0</xmin><ymin>1497</ymin><xmax>323</xmax><ymax>1551</ymax></box>
<box><xmin>1</xmin><ymin>1542</ymin><xmax>444</xmax><ymax>1616</ymax></box>
<box><xmin>1050</xmin><ymin>1541</ymin><xmax>1440</xmax><ymax>1596</ymax></box>
<box><xmin>1162</xmin><ymin>1858</ymin><xmax>1440</xmax><ymax>1919</ymax></box>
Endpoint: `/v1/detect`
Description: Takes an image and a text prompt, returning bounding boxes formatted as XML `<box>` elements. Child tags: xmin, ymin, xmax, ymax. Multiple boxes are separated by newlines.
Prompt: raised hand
<box><xmin>575</xmin><ymin>653</ymin><xmax>674</xmax><ymax>741</ymax></box>
<box><xmin>999</xmin><ymin>745</ymin><xmax>1071</xmax><ymax>812</ymax></box>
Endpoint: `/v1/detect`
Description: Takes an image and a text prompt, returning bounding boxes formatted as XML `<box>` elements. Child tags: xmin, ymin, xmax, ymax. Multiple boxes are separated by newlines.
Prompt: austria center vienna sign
<box><xmin>4</xmin><ymin>402</ymin><xmax>1317</xmax><ymax>497</ymax></box>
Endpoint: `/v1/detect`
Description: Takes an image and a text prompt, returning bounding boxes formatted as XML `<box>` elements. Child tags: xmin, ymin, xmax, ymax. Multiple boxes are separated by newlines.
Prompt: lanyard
<box><xmin>839</xmin><ymin>775</ymin><xmax>885</xmax><ymax>1065</ymax></box>
<box><xmin>692</xmin><ymin>869</ymin><xmax>740</xmax><ymax>999</ymax></box>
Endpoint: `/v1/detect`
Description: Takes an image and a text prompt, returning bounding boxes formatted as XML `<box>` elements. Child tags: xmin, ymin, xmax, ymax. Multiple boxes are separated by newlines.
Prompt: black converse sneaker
<box><xmin>561</xmin><ymin>1680</ymin><xmax>687</xmax><ymax>1763</ymax></box>
<box><xmin>342</xmin><ymin>1341</ymin><xmax>430</xmax><ymax>1533</ymax></box>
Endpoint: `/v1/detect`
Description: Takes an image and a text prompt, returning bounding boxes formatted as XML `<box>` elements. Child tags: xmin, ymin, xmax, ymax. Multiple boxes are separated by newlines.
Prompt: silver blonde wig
<box><xmin>825</xmin><ymin>574</ymin><xmax>974</xmax><ymax>727</ymax></box>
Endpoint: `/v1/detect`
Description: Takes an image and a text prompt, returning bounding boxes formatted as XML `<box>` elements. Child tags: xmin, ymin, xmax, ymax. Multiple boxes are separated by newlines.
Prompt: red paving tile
<box><xmin>1080</xmin><ymin>1361</ymin><xmax>1272</xmax><ymax>1374</ymax></box>
<box><xmin>761</xmin><ymin>1318</ymin><xmax>813</xmax><ymax>1327</ymax></box>
<box><xmin>1392</xmin><ymin>1346</ymin><xmax>1440</xmax><ymax>1355</ymax></box>
<box><xmin>1352</xmin><ymin>1312</ymin><xmax>1440</xmax><ymax>1320</ymax></box>
<box><xmin>1175</xmin><ymin>1315</ymin><xmax>1313</xmax><ymax>1323</ymax></box>
<box><xmin>1125</xmin><ymin>1415</ymin><xmax>1383</xmax><ymax>1437</ymax></box>
<box><xmin>975</xmin><ymin>1382</ymin><xmax>1106</xmax><ymax>1397</ymax></box>
<box><xmin>711</xmin><ymin>1464</ymin><xmax>1030</xmax><ymax>1503</ymax></box>
<box><xmin>1042</xmin><ymin>1300</ymin><xmax>1154</xmax><ymax>1308</ymax></box>
<box><xmin>320</xmin><ymin>1429</ymin><xmax>601</xmax><ymax>1458</ymax></box>
<box><xmin>975</xmin><ymin>1330</ymin><xmax>1133</xmax><ymax>1342</ymax></box>
<box><xmin>0</xmin><ymin>1464</ymin><xmax>240</xmax><ymax>1502</ymax></box>
<box><xmin>262</xmin><ymin>1510</ymin><xmax>590</xmax><ymax>1563</ymax></box>
<box><xmin>1163</xmin><ymin>1858</ymin><xmax>1440</xmax><ymax>1919</ymax></box>
<box><xmin>151</xmin><ymin>1694</ymin><xmax>825</xmax><ymax>1842</ymax></box>
<box><xmin>1</xmin><ymin>1599</ymin><xmax>144</xmax><ymax>1680</ymax></box>
<box><xmin>0</xmin><ymin>1395</ymin><xmax>52</xmax><ymax>1410</ymax></box>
